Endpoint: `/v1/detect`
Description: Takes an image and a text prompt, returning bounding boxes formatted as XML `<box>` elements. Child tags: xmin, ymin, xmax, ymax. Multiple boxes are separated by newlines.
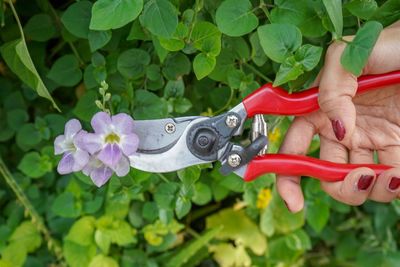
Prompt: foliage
<box><xmin>0</xmin><ymin>0</ymin><xmax>399</xmax><ymax>266</ymax></box>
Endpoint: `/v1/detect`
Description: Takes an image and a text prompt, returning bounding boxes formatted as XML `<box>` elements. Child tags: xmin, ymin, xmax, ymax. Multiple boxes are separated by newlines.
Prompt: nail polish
<box><xmin>389</xmin><ymin>177</ymin><xmax>400</xmax><ymax>191</ymax></box>
<box><xmin>331</xmin><ymin>119</ymin><xmax>346</xmax><ymax>141</ymax></box>
<box><xmin>357</xmin><ymin>175</ymin><xmax>374</xmax><ymax>191</ymax></box>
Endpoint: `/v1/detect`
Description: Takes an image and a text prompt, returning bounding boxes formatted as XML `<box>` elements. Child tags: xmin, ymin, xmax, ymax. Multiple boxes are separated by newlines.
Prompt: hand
<box><xmin>277</xmin><ymin>21</ymin><xmax>400</xmax><ymax>212</ymax></box>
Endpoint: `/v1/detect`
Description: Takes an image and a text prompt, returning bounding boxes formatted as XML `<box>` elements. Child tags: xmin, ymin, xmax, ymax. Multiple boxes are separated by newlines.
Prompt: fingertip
<box><xmin>276</xmin><ymin>175</ymin><xmax>304</xmax><ymax>213</ymax></box>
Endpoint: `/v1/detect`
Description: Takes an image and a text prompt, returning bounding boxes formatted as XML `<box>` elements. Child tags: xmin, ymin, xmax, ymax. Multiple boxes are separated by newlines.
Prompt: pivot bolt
<box><xmin>228</xmin><ymin>154</ymin><xmax>241</xmax><ymax>167</ymax></box>
<box><xmin>165</xmin><ymin>123</ymin><xmax>176</xmax><ymax>134</ymax></box>
<box><xmin>225</xmin><ymin>114</ymin><xmax>239</xmax><ymax>128</ymax></box>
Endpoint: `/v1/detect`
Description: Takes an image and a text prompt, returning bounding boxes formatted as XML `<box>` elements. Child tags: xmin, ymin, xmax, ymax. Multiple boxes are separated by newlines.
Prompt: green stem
<box><xmin>259</xmin><ymin>2</ymin><xmax>271</xmax><ymax>21</ymax></box>
<box><xmin>157</xmin><ymin>173</ymin><xmax>170</xmax><ymax>183</ymax></box>
<box><xmin>46</xmin><ymin>0</ymin><xmax>84</xmax><ymax>66</ymax></box>
<box><xmin>6</xmin><ymin>0</ymin><xmax>25</xmax><ymax>43</ymax></box>
<box><xmin>244</xmin><ymin>62</ymin><xmax>273</xmax><ymax>83</ymax></box>
<box><xmin>0</xmin><ymin>156</ymin><xmax>65</xmax><ymax>263</ymax></box>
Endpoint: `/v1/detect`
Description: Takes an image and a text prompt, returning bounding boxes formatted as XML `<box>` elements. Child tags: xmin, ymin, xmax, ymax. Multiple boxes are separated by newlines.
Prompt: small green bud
<box><xmin>95</xmin><ymin>100</ymin><xmax>103</xmax><ymax>109</ymax></box>
<box><xmin>104</xmin><ymin>93</ymin><xmax>111</xmax><ymax>101</ymax></box>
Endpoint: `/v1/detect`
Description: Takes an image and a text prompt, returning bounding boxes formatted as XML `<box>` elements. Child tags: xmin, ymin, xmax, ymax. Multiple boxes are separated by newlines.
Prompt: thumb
<box><xmin>318</xmin><ymin>43</ymin><xmax>358</xmax><ymax>142</ymax></box>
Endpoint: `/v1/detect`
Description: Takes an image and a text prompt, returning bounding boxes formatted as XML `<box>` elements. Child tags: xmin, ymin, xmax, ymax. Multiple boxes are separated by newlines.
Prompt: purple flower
<box><xmin>54</xmin><ymin>119</ymin><xmax>89</xmax><ymax>174</ymax></box>
<box><xmin>78</xmin><ymin>112</ymin><xmax>139</xmax><ymax>178</ymax></box>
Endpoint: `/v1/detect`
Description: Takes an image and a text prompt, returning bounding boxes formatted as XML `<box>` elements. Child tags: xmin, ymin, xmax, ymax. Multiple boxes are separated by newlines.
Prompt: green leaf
<box><xmin>177</xmin><ymin>165</ymin><xmax>201</xmax><ymax>187</ymax></box>
<box><xmin>162</xmin><ymin>52</ymin><xmax>191</xmax><ymax>80</ymax></box>
<box><xmin>18</xmin><ymin>152</ymin><xmax>52</xmax><ymax>178</ymax></box>
<box><xmin>206</xmin><ymin>208</ymin><xmax>267</xmax><ymax>255</ymax></box>
<box><xmin>345</xmin><ymin>0</ymin><xmax>378</xmax><ymax>20</ymax></box>
<box><xmin>9</xmin><ymin>221</ymin><xmax>42</xmax><ymax>253</ymax></box>
<box><xmin>210</xmin><ymin>243</ymin><xmax>251</xmax><ymax>267</ymax></box>
<box><xmin>133</xmin><ymin>90</ymin><xmax>168</xmax><ymax>119</ymax></box>
<box><xmin>47</xmin><ymin>55</ymin><xmax>82</xmax><ymax>87</ymax></box>
<box><xmin>141</xmin><ymin>0</ymin><xmax>178</xmax><ymax>38</ymax></box>
<box><xmin>88</xmin><ymin>30</ymin><xmax>112</xmax><ymax>52</ymax></box>
<box><xmin>117</xmin><ymin>48</ymin><xmax>151</xmax><ymax>79</ymax></box>
<box><xmin>191</xmin><ymin>182</ymin><xmax>212</xmax><ymax>205</ymax></box>
<box><xmin>249</xmin><ymin>32</ymin><xmax>268</xmax><ymax>66</ymax></box>
<box><xmin>193</xmin><ymin>53</ymin><xmax>216</xmax><ymax>80</ymax></box>
<box><xmin>159</xmin><ymin>23</ymin><xmax>188</xmax><ymax>51</ymax></box>
<box><xmin>340</xmin><ymin>21</ymin><xmax>383</xmax><ymax>76</ymax></box>
<box><xmin>175</xmin><ymin>196</ymin><xmax>191</xmax><ymax>219</ymax></box>
<box><xmin>215</xmin><ymin>0</ymin><xmax>258</xmax><ymax>37</ymax></box>
<box><xmin>164</xmin><ymin>79</ymin><xmax>184</xmax><ymax>98</ymax></box>
<box><xmin>295</xmin><ymin>44</ymin><xmax>323</xmax><ymax>71</ymax></box>
<box><xmin>306</xmin><ymin>199</ymin><xmax>330</xmax><ymax>233</ymax></box>
<box><xmin>6</xmin><ymin>109</ymin><xmax>28</xmax><ymax>131</ymax></box>
<box><xmin>24</xmin><ymin>14</ymin><xmax>56</xmax><ymax>42</ymax></box>
<box><xmin>90</xmin><ymin>0</ymin><xmax>143</xmax><ymax>30</ymax></box>
<box><xmin>371</xmin><ymin>0</ymin><xmax>400</xmax><ymax>27</ymax></box>
<box><xmin>63</xmin><ymin>240</ymin><xmax>96</xmax><ymax>267</ymax></box>
<box><xmin>191</xmin><ymin>21</ymin><xmax>221</xmax><ymax>56</ymax></box>
<box><xmin>257</xmin><ymin>23</ymin><xmax>302</xmax><ymax>63</ymax></box>
<box><xmin>61</xmin><ymin>1</ymin><xmax>92</xmax><ymax>39</ymax></box>
<box><xmin>51</xmin><ymin>191</ymin><xmax>81</xmax><ymax>218</ymax></box>
<box><xmin>88</xmin><ymin>255</ymin><xmax>119</xmax><ymax>267</ymax></box>
<box><xmin>173</xmin><ymin>98</ymin><xmax>192</xmax><ymax>114</ymax></box>
<box><xmin>273</xmin><ymin>56</ymin><xmax>304</xmax><ymax>86</ymax></box>
<box><xmin>270</xmin><ymin>0</ymin><xmax>326</xmax><ymax>38</ymax></box>
<box><xmin>16</xmin><ymin>124</ymin><xmax>42</xmax><ymax>150</ymax></box>
<box><xmin>96</xmin><ymin>216</ymin><xmax>136</xmax><ymax>246</ymax></box>
<box><xmin>322</xmin><ymin>0</ymin><xmax>343</xmax><ymax>38</ymax></box>
<box><xmin>73</xmin><ymin>91</ymin><xmax>98</xmax><ymax>122</ymax></box>
<box><xmin>0</xmin><ymin>39</ymin><xmax>60</xmax><ymax>111</ymax></box>
<box><xmin>166</xmin><ymin>226</ymin><xmax>223</xmax><ymax>267</ymax></box>
<box><xmin>269</xmin><ymin>188</ymin><xmax>305</xmax><ymax>234</ymax></box>
<box><xmin>1</xmin><ymin>242</ymin><xmax>27</xmax><ymax>267</ymax></box>
<box><xmin>66</xmin><ymin>216</ymin><xmax>96</xmax><ymax>246</ymax></box>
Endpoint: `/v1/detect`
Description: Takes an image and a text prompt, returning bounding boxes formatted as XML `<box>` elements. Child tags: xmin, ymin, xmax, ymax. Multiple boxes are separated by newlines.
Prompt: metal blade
<box><xmin>133</xmin><ymin>116</ymin><xmax>202</xmax><ymax>152</ymax></box>
<box><xmin>130</xmin><ymin>117</ymin><xmax>212</xmax><ymax>172</ymax></box>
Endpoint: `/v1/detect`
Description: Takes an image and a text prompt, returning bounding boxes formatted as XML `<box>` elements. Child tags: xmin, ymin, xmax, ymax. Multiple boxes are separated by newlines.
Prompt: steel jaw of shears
<box><xmin>130</xmin><ymin>71</ymin><xmax>400</xmax><ymax>183</ymax></box>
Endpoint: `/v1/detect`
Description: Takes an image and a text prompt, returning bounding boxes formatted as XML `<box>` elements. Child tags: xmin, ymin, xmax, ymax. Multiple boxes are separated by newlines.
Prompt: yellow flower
<box><xmin>200</xmin><ymin>107</ymin><xmax>213</xmax><ymax>117</ymax></box>
<box><xmin>269</xmin><ymin>126</ymin><xmax>281</xmax><ymax>144</ymax></box>
<box><xmin>256</xmin><ymin>188</ymin><xmax>272</xmax><ymax>210</ymax></box>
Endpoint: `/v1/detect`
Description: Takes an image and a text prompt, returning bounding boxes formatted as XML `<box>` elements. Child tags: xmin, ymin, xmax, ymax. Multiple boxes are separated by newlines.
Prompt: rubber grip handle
<box><xmin>243</xmin><ymin>154</ymin><xmax>391</xmax><ymax>182</ymax></box>
<box><xmin>242</xmin><ymin>70</ymin><xmax>400</xmax><ymax>117</ymax></box>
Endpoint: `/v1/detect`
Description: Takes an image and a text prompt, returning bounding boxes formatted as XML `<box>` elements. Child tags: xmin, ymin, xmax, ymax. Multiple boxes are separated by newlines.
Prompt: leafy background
<box><xmin>0</xmin><ymin>0</ymin><xmax>399</xmax><ymax>266</ymax></box>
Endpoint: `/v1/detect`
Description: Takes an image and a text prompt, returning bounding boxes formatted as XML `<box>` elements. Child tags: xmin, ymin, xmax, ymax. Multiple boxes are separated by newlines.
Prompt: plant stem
<box><xmin>46</xmin><ymin>0</ymin><xmax>84</xmax><ymax>66</ymax></box>
<box><xmin>6</xmin><ymin>0</ymin><xmax>25</xmax><ymax>43</ymax></box>
<box><xmin>0</xmin><ymin>156</ymin><xmax>65</xmax><ymax>263</ymax></box>
<box><xmin>244</xmin><ymin>62</ymin><xmax>273</xmax><ymax>82</ymax></box>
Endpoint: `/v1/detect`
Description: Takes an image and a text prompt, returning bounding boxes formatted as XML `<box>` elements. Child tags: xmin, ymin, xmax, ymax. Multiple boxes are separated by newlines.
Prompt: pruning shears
<box><xmin>129</xmin><ymin>71</ymin><xmax>400</xmax><ymax>182</ymax></box>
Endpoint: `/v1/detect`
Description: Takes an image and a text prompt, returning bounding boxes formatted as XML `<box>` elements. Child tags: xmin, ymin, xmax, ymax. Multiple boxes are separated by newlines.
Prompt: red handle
<box><xmin>243</xmin><ymin>154</ymin><xmax>391</xmax><ymax>182</ymax></box>
<box><xmin>243</xmin><ymin>71</ymin><xmax>400</xmax><ymax>117</ymax></box>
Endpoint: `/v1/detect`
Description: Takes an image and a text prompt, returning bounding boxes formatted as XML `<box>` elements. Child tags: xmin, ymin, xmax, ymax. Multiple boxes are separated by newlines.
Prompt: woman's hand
<box><xmin>277</xmin><ymin>22</ymin><xmax>400</xmax><ymax>212</ymax></box>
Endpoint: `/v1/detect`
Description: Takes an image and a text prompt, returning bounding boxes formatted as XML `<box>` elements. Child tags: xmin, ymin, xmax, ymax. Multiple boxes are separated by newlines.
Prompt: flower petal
<box><xmin>120</xmin><ymin>133</ymin><xmax>139</xmax><ymax>156</ymax></box>
<box><xmin>91</xmin><ymin>112</ymin><xmax>112</xmax><ymax>134</ymax></box>
<box><xmin>75</xmin><ymin>132</ymin><xmax>103</xmax><ymax>154</ymax></box>
<box><xmin>90</xmin><ymin>165</ymin><xmax>113</xmax><ymax>187</ymax></box>
<box><xmin>98</xmin><ymin>143</ymin><xmax>122</xmax><ymax>168</ymax></box>
<box><xmin>54</xmin><ymin>135</ymin><xmax>66</xmax><ymax>155</ymax></box>
<box><xmin>72</xmin><ymin>150</ymin><xmax>89</xmax><ymax>172</ymax></box>
<box><xmin>112</xmin><ymin>113</ymin><xmax>134</xmax><ymax>135</ymax></box>
<box><xmin>57</xmin><ymin>153</ymin><xmax>74</xmax><ymax>174</ymax></box>
<box><xmin>113</xmin><ymin>155</ymin><xmax>130</xmax><ymax>176</ymax></box>
<box><xmin>65</xmin><ymin>119</ymin><xmax>82</xmax><ymax>137</ymax></box>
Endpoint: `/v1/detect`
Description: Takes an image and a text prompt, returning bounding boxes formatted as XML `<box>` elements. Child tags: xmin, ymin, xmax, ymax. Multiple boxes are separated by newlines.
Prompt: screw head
<box><xmin>165</xmin><ymin>123</ymin><xmax>176</xmax><ymax>134</ymax></box>
<box><xmin>228</xmin><ymin>154</ymin><xmax>241</xmax><ymax>167</ymax></box>
<box><xmin>225</xmin><ymin>115</ymin><xmax>239</xmax><ymax>128</ymax></box>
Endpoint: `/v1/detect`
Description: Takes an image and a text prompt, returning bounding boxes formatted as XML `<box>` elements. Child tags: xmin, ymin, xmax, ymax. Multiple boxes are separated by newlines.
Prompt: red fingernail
<box><xmin>389</xmin><ymin>177</ymin><xmax>400</xmax><ymax>191</ymax></box>
<box><xmin>357</xmin><ymin>175</ymin><xmax>374</xmax><ymax>191</ymax></box>
<box><xmin>331</xmin><ymin>119</ymin><xmax>346</xmax><ymax>141</ymax></box>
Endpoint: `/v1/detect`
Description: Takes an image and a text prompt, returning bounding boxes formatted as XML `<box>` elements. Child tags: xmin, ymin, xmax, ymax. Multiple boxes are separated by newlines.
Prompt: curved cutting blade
<box><xmin>130</xmin><ymin>116</ymin><xmax>212</xmax><ymax>173</ymax></box>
